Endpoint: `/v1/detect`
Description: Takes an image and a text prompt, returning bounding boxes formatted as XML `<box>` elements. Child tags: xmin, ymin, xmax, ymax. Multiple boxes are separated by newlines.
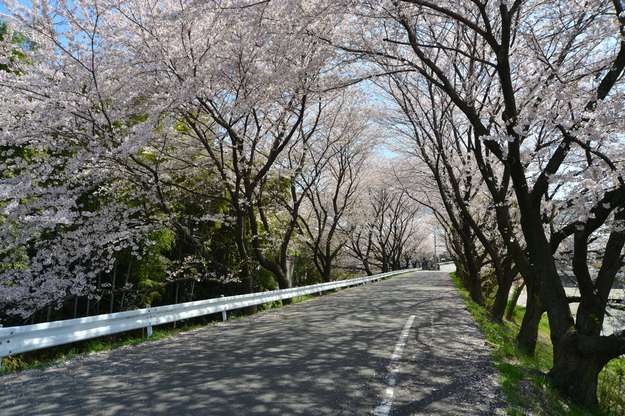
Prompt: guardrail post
<box><xmin>220</xmin><ymin>295</ymin><xmax>227</xmax><ymax>321</ymax></box>
<box><xmin>146</xmin><ymin>305</ymin><xmax>153</xmax><ymax>337</ymax></box>
<box><xmin>0</xmin><ymin>324</ymin><xmax>3</xmax><ymax>371</ymax></box>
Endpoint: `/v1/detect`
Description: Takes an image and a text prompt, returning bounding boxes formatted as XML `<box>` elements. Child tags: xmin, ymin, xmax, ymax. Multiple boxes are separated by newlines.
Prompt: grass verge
<box><xmin>450</xmin><ymin>272</ymin><xmax>624</xmax><ymax>416</ymax></box>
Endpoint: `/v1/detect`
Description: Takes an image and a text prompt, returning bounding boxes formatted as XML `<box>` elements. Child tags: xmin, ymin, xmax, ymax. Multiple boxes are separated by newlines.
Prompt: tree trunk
<box><xmin>549</xmin><ymin>333</ymin><xmax>607</xmax><ymax>407</ymax></box>
<box><xmin>505</xmin><ymin>281</ymin><xmax>525</xmax><ymax>321</ymax></box>
<box><xmin>363</xmin><ymin>260</ymin><xmax>372</xmax><ymax>276</ymax></box>
<box><xmin>465</xmin><ymin>255</ymin><xmax>483</xmax><ymax>305</ymax></box>
<box><xmin>490</xmin><ymin>266</ymin><xmax>514</xmax><ymax>322</ymax></box>
<box><xmin>73</xmin><ymin>295</ymin><xmax>79</xmax><ymax>319</ymax></box>
<box><xmin>274</xmin><ymin>269</ymin><xmax>293</xmax><ymax>305</ymax></box>
<box><xmin>109</xmin><ymin>264</ymin><xmax>117</xmax><ymax>314</ymax></box>
<box><xmin>469</xmin><ymin>273</ymin><xmax>483</xmax><ymax>305</ymax></box>
<box><xmin>241</xmin><ymin>261</ymin><xmax>258</xmax><ymax>314</ymax></box>
<box><xmin>516</xmin><ymin>282</ymin><xmax>543</xmax><ymax>355</ymax></box>
<box><xmin>321</xmin><ymin>266</ymin><xmax>332</xmax><ymax>283</ymax></box>
<box><xmin>173</xmin><ymin>282</ymin><xmax>179</xmax><ymax>328</ymax></box>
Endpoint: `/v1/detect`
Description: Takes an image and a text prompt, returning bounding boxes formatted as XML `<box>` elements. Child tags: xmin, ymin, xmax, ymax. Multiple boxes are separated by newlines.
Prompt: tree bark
<box><xmin>463</xmin><ymin>245</ymin><xmax>483</xmax><ymax>305</ymax></box>
<box><xmin>490</xmin><ymin>263</ymin><xmax>515</xmax><ymax>322</ymax></box>
<box><xmin>505</xmin><ymin>281</ymin><xmax>525</xmax><ymax>321</ymax></box>
<box><xmin>321</xmin><ymin>266</ymin><xmax>332</xmax><ymax>283</ymax></box>
<box><xmin>516</xmin><ymin>281</ymin><xmax>544</xmax><ymax>355</ymax></box>
<box><xmin>549</xmin><ymin>333</ymin><xmax>609</xmax><ymax>407</ymax></box>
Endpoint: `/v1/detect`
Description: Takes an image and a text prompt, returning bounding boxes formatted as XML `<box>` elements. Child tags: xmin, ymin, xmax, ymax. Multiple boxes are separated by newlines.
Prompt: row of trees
<box><xmin>0</xmin><ymin>3</ymin><xmax>430</xmax><ymax>325</ymax></box>
<box><xmin>328</xmin><ymin>0</ymin><xmax>624</xmax><ymax>406</ymax></box>
<box><xmin>4</xmin><ymin>0</ymin><xmax>622</xmax><ymax>408</ymax></box>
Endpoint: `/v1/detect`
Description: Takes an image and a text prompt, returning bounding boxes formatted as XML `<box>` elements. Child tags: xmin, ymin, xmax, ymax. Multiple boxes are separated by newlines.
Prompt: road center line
<box><xmin>373</xmin><ymin>314</ymin><xmax>416</xmax><ymax>416</ymax></box>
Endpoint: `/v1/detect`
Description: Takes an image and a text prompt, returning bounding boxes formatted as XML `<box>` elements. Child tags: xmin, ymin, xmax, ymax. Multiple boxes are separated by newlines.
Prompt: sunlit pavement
<box><xmin>0</xmin><ymin>272</ymin><xmax>504</xmax><ymax>416</ymax></box>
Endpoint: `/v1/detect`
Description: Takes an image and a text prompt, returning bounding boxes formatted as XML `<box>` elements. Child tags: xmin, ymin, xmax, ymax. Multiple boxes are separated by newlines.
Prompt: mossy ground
<box><xmin>451</xmin><ymin>273</ymin><xmax>624</xmax><ymax>416</ymax></box>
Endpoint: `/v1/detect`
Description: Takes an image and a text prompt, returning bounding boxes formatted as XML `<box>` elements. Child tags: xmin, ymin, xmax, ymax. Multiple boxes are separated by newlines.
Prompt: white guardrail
<box><xmin>0</xmin><ymin>269</ymin><xmax>415</xmax><ymax>361</ymax></box>
<box><xmin>438</xmin><ymin>262</ymin><xmax>456</xmax><ymax>273</ymax></box>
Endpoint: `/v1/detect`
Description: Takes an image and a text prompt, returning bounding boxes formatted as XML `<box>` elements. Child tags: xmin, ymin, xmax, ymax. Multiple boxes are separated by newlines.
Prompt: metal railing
<box><xmin>438</xmin><ymin>261</ymin><xmax>456</xmax><ymax>272</ymax></box>
<box><xmin>0</xmin><ymin>269</ymin><xmax>415</xmax><ymax>361</ymax></box>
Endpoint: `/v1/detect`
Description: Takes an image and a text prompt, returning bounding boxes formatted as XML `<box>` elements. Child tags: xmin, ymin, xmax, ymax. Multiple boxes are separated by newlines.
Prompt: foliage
<box><xmin>132</xmin><ymin>229</ymin><xmax>175</xmax><ymax>306</ymax></box>
<box><xmin>1</xmin><ymin>1</ymin><xmax>431</xmax><ymax>325</ymax></box>
<box><xmin>335</xmin><ymin>0</ymin><xmax>625</xmax><ymax>405</ymax></box>
<box><xmin>2</xmin><ymin>0</ymin><xmax>622</xmax><ymax>410</ymax></box>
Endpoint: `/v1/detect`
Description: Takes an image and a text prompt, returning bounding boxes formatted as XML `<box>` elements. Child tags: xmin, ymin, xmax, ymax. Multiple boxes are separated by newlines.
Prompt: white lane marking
<box><xmin>373</xmin><ymin>315</ymin><xmax>416</xmax><ymax>416</ymax></box>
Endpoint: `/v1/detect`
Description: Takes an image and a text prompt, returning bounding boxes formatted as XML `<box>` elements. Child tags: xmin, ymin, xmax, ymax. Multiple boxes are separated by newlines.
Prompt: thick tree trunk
<box><xmin>512</xmin><ymin>202</ymin><xmax>620</xmax><ymax>405</ymax></box>
<box><xmin>516</xmin><ymin>282</ymin><xmax>543</xmax><ymax>355</ymax></box>
<box><xmin>456</xmin><ymin>218</ymin><xmax>483</xmax><ymax>305</ymax></box>
<box><xmin>549</xmin><ymin>285</ymin><xmax>623</xmax><ymax>405</ymax></box>
<box><xmin>242</xmin><ymin>262</ymin><xmax>258</xmax><ymax>314</ymax></box>
<box><xmin>469</xmin><ymin>273</ymin><xmax>483</xmax><ymax>305</ymax></box>
<box><xmin>549</xmin><ymin>333</ymin><xmax>607</xmax><ymax>407</ymax></box>
<box><xmin>363</xmin><ymin>260</ymin><xmax>373</xmax><ymax>276</ymax></box>
<box><xmin>454</xmin><ymin>253</ymin><xmax>482</xmax><ymax>305</ymax></box>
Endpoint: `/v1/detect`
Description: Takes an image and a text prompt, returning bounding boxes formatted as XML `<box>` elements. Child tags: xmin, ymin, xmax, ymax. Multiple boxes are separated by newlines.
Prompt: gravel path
<box><xmin>0</xmin><ymin>271</ymin><xmax>505</xmax><ymax>415</ymax></box>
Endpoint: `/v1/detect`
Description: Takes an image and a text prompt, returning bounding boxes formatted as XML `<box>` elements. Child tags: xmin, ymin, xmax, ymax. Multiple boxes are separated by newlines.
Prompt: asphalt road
<box><xmin>0</xmin><ymin>271</ymin><xmax>505</xmax><ymax>415</ymax></box>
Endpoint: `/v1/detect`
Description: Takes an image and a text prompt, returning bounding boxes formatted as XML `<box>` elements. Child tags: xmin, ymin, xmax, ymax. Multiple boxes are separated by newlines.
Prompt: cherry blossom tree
<box><xmin>329</xmin><ymin>0</ymin><xmax>625</xmax><ymax>404</ymax></box>
<box><xmin>345</xmin><ymin>161</ymin><xmax>423</xmax><ymax>275</ymax></box>
<box><xmin>0</xmin><ymin>0</ymin><xmax>347</xmax><ymax>318</ymax></box>
<box><xmin>2</xmin><ymin>0</ymin><xmax>623</xmax><ymax>407</ymax></box>
<box><xmin>297</xmin><ymin>90</ymin><xmax>372</xmax><ymax>282</ymax></box>
<box><xmin>0</xmin><ymin>6</ymin><xmax>157</xmax><ymax>319</ymax></box>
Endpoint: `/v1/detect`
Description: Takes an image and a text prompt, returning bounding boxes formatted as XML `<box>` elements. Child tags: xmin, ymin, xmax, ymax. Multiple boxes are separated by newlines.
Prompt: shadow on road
<box><xmin>0</xmin><ymin>272</ymin><xmax>503</xmax><ymax>416</ymax></box>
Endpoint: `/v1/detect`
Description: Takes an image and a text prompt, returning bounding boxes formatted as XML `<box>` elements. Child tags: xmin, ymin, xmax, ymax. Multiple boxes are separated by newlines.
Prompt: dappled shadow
<box><xmin>0</xmin><ymin>272</ymin><xmax>503</xmax><ymax>416</ymax></box>
<box><xmin>390</xmin><ymin>289</ymin><xmax>504</xmax><ymax>415</ymax></box>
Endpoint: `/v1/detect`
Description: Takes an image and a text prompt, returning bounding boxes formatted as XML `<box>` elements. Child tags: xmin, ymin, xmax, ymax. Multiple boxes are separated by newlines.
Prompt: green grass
<box><xmin>450</xmin><ymin>273</ymin><xmax>624</xmax><ymax>416</ymax></box>
<box><xmin>599</xmin><ymin>358</ymin><xmax>625</xmax><ymax>415</ymax></box>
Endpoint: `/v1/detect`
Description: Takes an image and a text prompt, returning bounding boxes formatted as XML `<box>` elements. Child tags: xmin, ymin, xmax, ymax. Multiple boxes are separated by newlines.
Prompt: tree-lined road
<box><xmin>0</xmin><ymin>272</ymin><xmax>504</xmax><ymax>415</ymax></box>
